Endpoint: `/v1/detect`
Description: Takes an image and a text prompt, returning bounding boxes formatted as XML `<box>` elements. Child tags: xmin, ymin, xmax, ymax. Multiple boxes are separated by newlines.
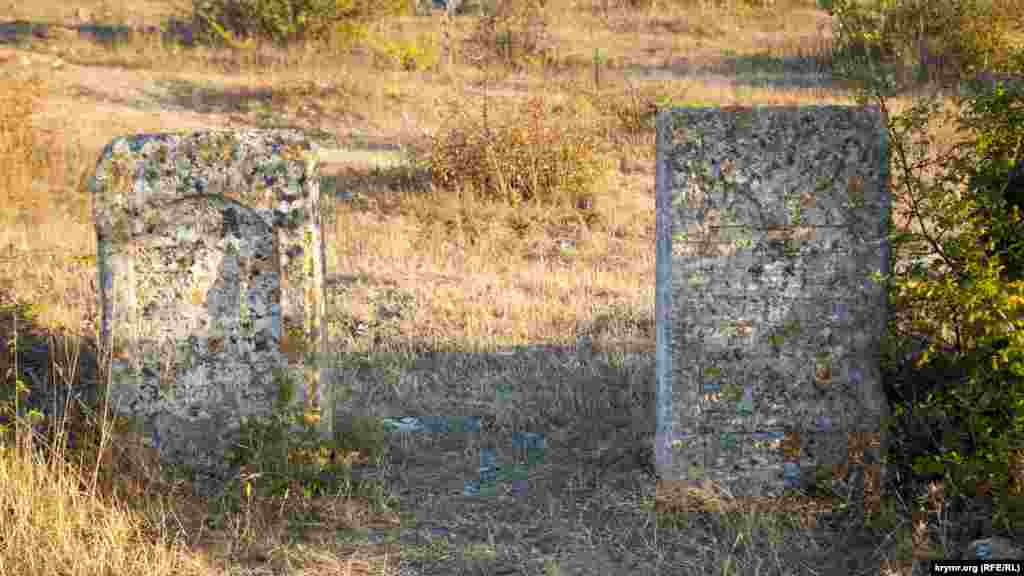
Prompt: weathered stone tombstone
<box><xmin>91</xmin><ymin>129</ymin><xmax>332</xmax><ymax>494</ymax></box>
<box><xmin>654</xmin><ymin>106</ymin><xmax>891</xmax><ymax>510</ymax></box>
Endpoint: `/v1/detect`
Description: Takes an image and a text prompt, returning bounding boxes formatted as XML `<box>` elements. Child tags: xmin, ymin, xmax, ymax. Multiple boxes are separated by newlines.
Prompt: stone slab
<box><xmin>91</xmin><ymin>129</ymin><xmax>332</xmax><ymax>494</ymax></box>
<box><xmin>654</xmin><ymin>106</ymin><xmax>891</xmax><ymax>505</ymax></box>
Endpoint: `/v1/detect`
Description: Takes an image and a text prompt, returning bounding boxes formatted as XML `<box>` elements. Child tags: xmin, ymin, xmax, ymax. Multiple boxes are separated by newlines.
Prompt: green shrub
<box><xmin>207</xmin><ymin>371</ymin><xmax>388</xmax><ymax>521</ymax></box>
<box><xmin>959</xmin><ymin>80</ymin><xmax>1024</xmax><ymax>284</ymax></box>
<box><xmin>903</xmin><ymin>81</ymin><xmax>1024</xmax><ymax>534</ymax></box>
<box><xmin>833</xmin><ymin>0</ymin><xmax>1024</xmax><ymax>534</ymax></box>
<box><xmin>334</xmin><ymin>414</ymin><xmax>388</xmax><ymax>462</ymax></box>
<box><xmin>221</xmin><ymin>410</ymin><xmax>341</xmax><ymax>503</ymax></box>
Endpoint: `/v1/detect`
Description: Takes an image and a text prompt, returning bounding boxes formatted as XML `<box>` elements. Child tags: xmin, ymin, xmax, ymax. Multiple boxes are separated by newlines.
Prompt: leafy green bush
<box><xmin>906</xmin><ymin>83</ymin><xmax>1024</xmax><ymax>533</ymax></box>
<box><xmin>208</xmin><ymin>371</ymin><xmax>388</xmax><ymax>520</ymax></box>
<box><xmin>959</xmin><ymin>80</ymin><xmax>1024</xmax><ymax>284</ymax></box>
<box><xmin>833</xmin><ymin>0</ymin><xmax>1024</xmax><ymax>536</ymax></box>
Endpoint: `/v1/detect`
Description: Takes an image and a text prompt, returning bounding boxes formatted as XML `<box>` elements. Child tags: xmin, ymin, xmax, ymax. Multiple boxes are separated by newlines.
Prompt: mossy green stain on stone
<box><xmin>722</xmin><ymin>380</ymin><xmax>745</xmax><ymax>403</ymax></box>
<box><xmin>785</xmin><ymin>190</ymin><xmax>804</xmax><ymax>225</ymax></box>
<box><xmin>770</xmin><ymin>237</ymin><xmax>801</xmax><ymax>257</ymax></box>
<box><xmin>720</xmin><ymin>432</ymin><xmax>739</xmax><ymax>450</ymax></box>
<box><xmin>686</xmin><ymin>461</ymin><xmax>707</xmax><ymax>480</ymax></box>
<box><xmin>687</xmin><ymin>272</ymin><xmax>708</xmax><ymax>287</ymax></box>
<box><xmin>731</xmin><ymin>108</ymin><xmax>756</xmax><ymax>131</ymax></box>
<box><xmin>732</xmin><ymin>231</ymin><xmax>754</xmax><ymax>250</ymax></box>
<box><xmin>736</xmin><ymin>386</ymin><xmax>754</xmax><ymax>415</ymax></box>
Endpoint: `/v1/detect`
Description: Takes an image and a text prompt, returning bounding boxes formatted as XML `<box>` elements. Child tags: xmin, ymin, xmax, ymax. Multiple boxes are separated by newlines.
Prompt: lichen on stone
<box><xmin>91</xmin><ymin>129</ymin><xmax>332</xmax><ymax>495</ymax></box>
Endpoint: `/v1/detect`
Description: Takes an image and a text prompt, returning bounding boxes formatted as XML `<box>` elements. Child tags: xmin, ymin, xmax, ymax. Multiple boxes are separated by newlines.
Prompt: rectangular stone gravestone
<box><xmin>91</xmin><ymin>129</ymin><xmax>332</xmax><ymax>494</ymax></box>
<box><xmin>653</xmin><ymin>106</ymin><xmax>891</xmax><ymax>508</ymax></box>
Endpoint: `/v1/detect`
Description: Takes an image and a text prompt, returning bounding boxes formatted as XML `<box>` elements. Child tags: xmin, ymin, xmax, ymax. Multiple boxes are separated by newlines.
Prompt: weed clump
<box><xmin>186</xmin><ymin>0</ymin><xmax>412</xmax><ymax>50</ymax></box>
<box><xmin>374</xmin><ymin>33</ymin><xmax>441</xmax><ymax>71</ymax></box>
<box><xmin>427</xmin><ymin>95</ymin><xmax>609</xmax><ymax>213</ymax></box>
<box><xmin>210</xmin><ymin>377</ymin><xmax>390</xmax><ymax>514</ymax></box>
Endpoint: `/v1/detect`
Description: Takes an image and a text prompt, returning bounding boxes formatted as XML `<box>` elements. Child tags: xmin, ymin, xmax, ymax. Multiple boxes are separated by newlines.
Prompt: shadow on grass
<box><xmin>0</xmin><ymin>18</ymin><xmax>199</xmax><ymax>49</ymax></box>
<box><xmin>0</xmin><ymin>291</ymin><xmax>105</xmax><ymax>456</ymax></box>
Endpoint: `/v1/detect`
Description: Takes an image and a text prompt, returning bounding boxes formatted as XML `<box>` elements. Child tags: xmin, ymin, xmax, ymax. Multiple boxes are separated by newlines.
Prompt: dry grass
<box><xmin>0</xmin><ymin>0</ymin><xmax>1020</xmax><ymax>574</ymax></box>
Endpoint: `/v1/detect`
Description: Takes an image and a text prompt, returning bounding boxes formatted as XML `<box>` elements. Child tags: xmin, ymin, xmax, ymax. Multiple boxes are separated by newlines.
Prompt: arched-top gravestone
<box><xmin>654</xmin><ymin>106</ymin><xmax>891</xmax><ymax>510</ymax></box>
<box><xmin>90</xmin><ymin>129</ymin><xmax>332</xmax><ymax>494</ymax></box>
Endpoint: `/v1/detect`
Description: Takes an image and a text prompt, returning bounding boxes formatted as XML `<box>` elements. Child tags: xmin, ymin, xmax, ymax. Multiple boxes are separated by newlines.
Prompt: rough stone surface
<box><xmin>90</xmin><ymin>129</ymin><xmax>331</xmax><ymax>495</ymax></box>
<box><xmin>654</xmin><ymin>106</ymin><xmax>891</xmax><ymax>506</ymax></box>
